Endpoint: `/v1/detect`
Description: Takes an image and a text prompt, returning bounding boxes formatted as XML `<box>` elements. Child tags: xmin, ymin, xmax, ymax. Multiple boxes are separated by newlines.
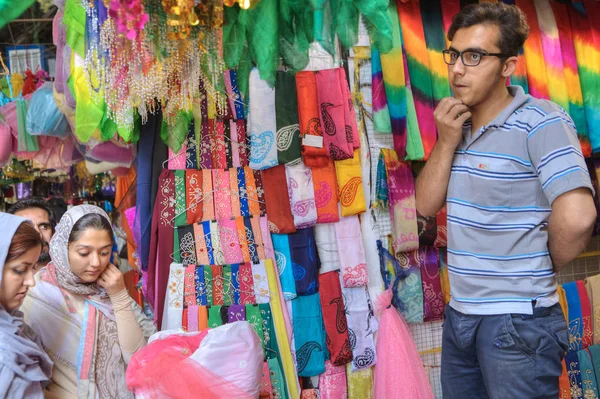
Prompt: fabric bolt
<box><xmin>265</xmin><ymin>259</ymin><xmax>298</xmax><ymax>398</ymax></box>
<box><xmin>434</xmin><ymin>206</ymin><xmax>447</xmax><ymax>248</ymax></box>
<box><xmin>210</xmin><ymin>220</ymin><xmax>226</xmax><ymax>265</ymax></box>
<box><xmin>162</xmin><ymin>263</ymin><xmax>185</xmax><ymax>331</ymax></box>
<box><xmin>147</xmin><ymin>169</ymin><xmax>175</xmax><ymax>327</ymax></box>
<box><xmin>244</xmin><ymin>166</ymin><xmax>262</xmax><ymax>217</ymax></box>
<box><xmin>254</xmin><ymin>170</ymin><xmax>268</xmax><ymax>216</ymax></box>
<box><xmin>195</xmin><ymin>266</ymin><xmax>207</xmax><ymax>306</ymax></box>
<box><xmin>213</xmin><ymin>169</ymin><xmax>233</xmax><ymax>220</ymax></box>
<box><xmin>314</xmin><ymin>224</ymin><xmax>341</xmax><ymax>274</ymax></box>
<box><xmin>228</xmin><ymin>305</ymin><xmax>246</xmax><ymax>323</ymax></box>
<box><xmin>239</xmin><ymin>263</ymin><xmax>257</xmax><ymax>305</ymax></box>
<box><xmin>289</xmin><ymin>228</ymin><xmax>320</xmax><ymax>296</ymax></box>
<box><xmin>565</xmin><ymin>282</ymin><xmax>584</xmax><ymax>352</ymax></box>
<box><xmin>201</xmin><ymin>169</ymin><xmax>215</xmax><ymax>221</ymax></box>
<box><xmin>396</xmin><ymin>0</ymin><xmax>437</xmax><ymax>160</ymax></box>
<box><xmin>417</xmin><ymin>214</ymin><xmax>437</xmax><ymax>247</ymax></box>
<box><xmin>341</xmin><ymin>284</ymin><xmax>378</xmax><ymax>371</ymax></box>
<box><xmin>381</xmin><ymin>148</ymin><xmax>419</xmax><ymax>255</ymax></box>
<box><xmin>237</xmin><ymin>167</ymin><xmax>250</xmax><ymax>217</ymax></box>
<box><xmin>315</xmin><ymin>68</ymin><xmax>353</xmax><ymax>160</ymax></box>
<box><xmin>177</xmin><ymin>225</ymin><xmax>197</xmax><ymax>266</ymax></box>
<box><xmin>249</xmin><ymin>68</ymin><xmax>278</xmax><ymax>170</ymax></box>
<box><xmin>292</xmin><ymin>294</ymin><xmax>327</xmax><ymax>377</ymax></box>
<box><xmin>187</xmin><ymin>305</ymin><xmax>199</xmax><ymax>332</ymax></box>
<box><xmin>212</xmin><ymin>266</ymin><xmax>224</xmax><ymax>306</ymax></box>
<box><xmin>296</xmin><ymin>71</ymin><xmax>329</xmax><ymax>167</ymax></box>
<box><xmin>565</xmin><ymin>351</ymin><xmax>583</xmax><ymax>399</ymax></box>
<box><xmin>208</xmin><ymin>305</ymin><xmax>223</xmax><ymax>328</ymax></box>
<box><xmin>275</xmin><ymin>71</ymin><xmax>302</xmax><ymax>165</ymax></box>
<box><xmin>577</xmin><ymin>280</ymin><xmax>594</xmax><ymax>349</ymax></box>
<box><xmin>243</xmin><ymin>217</ymin><xmax>260</xmax><ymax>264</ymax></box>
<box><xmin>223</xmin><ymin>266</ymin><xmax>233</xmax><ymax>306</ymax></box>
<box><xmin>335</xmin><ymin>216</ymin><xmax>368</xmax><ymax>288</ymax></box>
<box><xmin>229</xmin><ymin>167</ymin><xmax>242</xmax><ymax>217</ymax></box>
<box><xmin>272</xmin><ymin>233</ymin><xmax>297</xmax><ymax>300</ymax></box>
<box><xmin>395</xmin><ymin>250</ymin><xmax>424</xmax><ymax>324</ymax></box>
<box><xmin>185</xmin><ymin>170</ymin><xmax>203</xmax><ymax>224</ymax></box>
<box><xmin>311</xmin><ymin>159</ymin><xmax>340</xmax><ymax>223</ymax></box>
<box><xmin>236</xmin><ymin>216</ymin><xmax>252</xmax><ymax>263</ymax></box>
<box><xmin>319</xmin><ymin>271</ymin><xmax>353</xmax><ymax>367</ymax></box>
<box><xmin>204</xmin><ymin>266</ymin><xmax>213</xmax><ymax>306</ymax></box>
<box><xmin>319</xmin><ymin>361</ymin><xmax>348</xmax><ymax>399</ymax></box>
<box><xmin>259</xmin><ymin>216</ymin><xmax>275</xmax><ymax>260</ymax></box>
<box><xmin>346</xmin><ymin>365</ymin><xmax>374</xmax><ymax>399</ymax></box>
<box><xmin>252</xmin><ymin>261</ymin><xmax>271</xmax><ymax>304</ymax></box>
<box><xmin>219</xmin><ymin>218</ymin><xmax>244</xmax><ymax>264</ymax></box>
<box><xmin>334</xmin><ymin>149</ymin><xmax>366</xmax><ymax>217</ymax></box>
<box><xmin>419</xmin><ymin>247</ymin><xmax>444</xmax><ymax>322</ymax></box>
<box><xmin>250</xmin><ymin>216</ymin><xmax>266</xmax><ymax>262</ymax></box>
<box><xmin>578</xmin><ymin>349</ymin><xmax>599</xmax><ymax>398</ymax></box>
<box><xmin>585</xmin><ymin>275</ymin><xmax>600</xmax><ymax>344</ymax></box>
<box><xmin>286</xmin><ymin>162</ymin><xmax>318</xmax><ymax>229</ymax></box>
<box><xmin>193</xmin><ymin>223</ymin><xmax>210</xmax><ymax>265</ymax></box>
<box><xmin>262</xmin><ymin>165</ymin><xmax>296</xmax><ymax>234</ymax></box>
<box><xmin>184</xmin><ymin>265</ymin><xmax>196</xmax><ymax>307</ymax></box>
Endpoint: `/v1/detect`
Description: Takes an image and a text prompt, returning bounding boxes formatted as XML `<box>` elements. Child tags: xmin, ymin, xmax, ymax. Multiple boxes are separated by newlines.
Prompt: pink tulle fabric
<box><xmin>126</xmin><ymin>331</ymin><xmax>254</xmax><ymax>399</ymax></box>
<box><xmin>374</xmin><ymin>289</ymin><xmax>434</xmax><ymax>399</ymax></box>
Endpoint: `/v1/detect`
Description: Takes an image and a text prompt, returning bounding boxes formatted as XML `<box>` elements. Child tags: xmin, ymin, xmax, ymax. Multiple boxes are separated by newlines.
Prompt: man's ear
<box><xmin>502</xmin><ymin>56</ymin><xmax>518</xmax><ymax>78</ymax></box>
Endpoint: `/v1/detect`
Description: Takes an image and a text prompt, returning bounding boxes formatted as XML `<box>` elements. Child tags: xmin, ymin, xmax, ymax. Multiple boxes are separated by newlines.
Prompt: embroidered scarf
<box><xmin>419</xmin><ymin>247</ymin><xmax>444</xmax><ymax>322</ymax></box>
<box><xmin>335</xmin><ymin>216</ymin><xmax>369</xmax><ymax>288</ymax></box>
<box><xmin>185</xmin><ymin>170</ymin><xmax>203</xmax><ymax>224</ymax></box>
<box><xmin>292</xmin><ymin>293</ymin><xmax>327</xmax><ymax>377</ymax></box>
<box><xmin>286</xmin><ymin>162</ymin><xmax>318</xmax><ymax>229</ymax></box>
<box><xmin>334</xmin><ymin>149</ymin><xmax>366</xmax><ymax>217</ymax></box>
<box><xmin>249</xmin><ymin>68</ymin><xmax>278</xmax><ymax>170</ymax></box>
<box><xmin>262</xmin><ymin>165</ymin><xmax>296</xmax><ymax>234</ymax></box>
<box><xmin>311</xmin><ymin>159</ymin><xmax>340</xmax><ymax>223</ymax></box>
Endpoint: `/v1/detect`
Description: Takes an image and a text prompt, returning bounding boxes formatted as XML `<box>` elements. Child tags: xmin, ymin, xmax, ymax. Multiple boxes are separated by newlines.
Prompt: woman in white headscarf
<box><xmin>21</xmin><ymin>205</ymin><xmax>155</xmax><ymax>398</ymax></box>
<box><xmin>0</xmin><ymin>213</ymin><xmax>52</xmax><ymax>398</ymax></box>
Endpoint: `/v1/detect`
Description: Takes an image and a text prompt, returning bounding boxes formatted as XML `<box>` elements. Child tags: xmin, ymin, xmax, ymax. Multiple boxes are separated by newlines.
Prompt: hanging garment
<box><xmin>184</xmin><ymin>265</ymin><xmax>196</xmax><ymax>307</ymax></box>
<box><xmin>334</xmin><ymin>149</ymin><xmax>366</xmax><ymax>217</ymax></box>
<box><xmin>229</xmin><ymin>167</ymin><xmax>242</xmax><ymax>217</ymax></box>
<box><xmin>318</xmin><ymin>361</ymin><xmax>348</xmax><ymax>399</ymax></box>
<box><xmin>585</xmin><ymin>275</ymin><xmax>600</xmax><ymax>345</ymax></box>
<box><xmin>341</xmin><ymin>284</ymin><xmax>378</xmax><ymax>371</ymax></box>
<box><xmin>187</xmin><ymin>305</ymin><xmax>199</xmax><ymax>332</ymax></box>
<box><xmin>371</xmin><ymin>47</ymin><xmax>392</xmax><ymax>135</ymax></box>
<box><xmin>319</xmin><ymin>271</ymin><xmax>353</xmax><ymax>367</ymax></box>
<box><xmin>438</xmin><ymin>248</ymin><xmax>451</xmax><ymax>305</ymax></box>
<box><xmin>577</xmin><ymin>280</ymin><xmax>594</xmax><ymax>349</ymax></box>
<box><xmin>311</xmin><ymin>159</ymin><xmax>340</xmax><ymax>223</ymax></box>
<box><xmin>195</xmin><ymin>266</ymin><xmax>208</xmax><ymax>306</ymax></box>
<box><xmin>185</xmin><ymin>170</ymin><xmax>203</xmax><ymax>224</ymax></box>
<box><xmin>292</xmin><ymin>293</ymin><xmax>327</xmax><ymax>377</ymax></box>
<box><xmin>244</xmin><ymin>167</ymin><xmax>262</xmax><ymax>217</ymax></box>
<box><xmin>275</xmin><ymin>71</ymin><xmax>302</xmax><ymax>165</ymax></box>
<box><xmin>204</xmin><ymin>267</ymin><xmax>213</xmax><ymax>306</ymax></box>
<box><xmin>259</xmin><ymin>216</ymin><xmax>275</xmax><ymax>260</ymax></box>
<box><xmin>419</xmin><ymin>247</ymin><xmax>444</xmax><ymax>322</ymax></box>
<box><xmin>239</xmin><ymin>263</ymin><xmax>257</xmax><ymax>305</ymax></box>
<box><xmin>243</xmin><ymin>217</ymin><xmax>260</xmax><ymax>264</ymax></box>
<box><xmin>162</xmin><ymin>263</ymin><xmax>186</xmax><ymax>331</ymax></box>
<box><xmin>177</xmin><ymin>225</ymin><xmax>197</xmax><ymax>266</ymax></box>
<box><xmin>254</xmin><ymin>170</ymin><xmax>268</xmax><ymax>216</ymax></box>
<box><xmin>272</xmin><ymin>233</ymin><xmax>297</xmax><ymax>300</ymax></box>
<box><xmin>208</xmin><ymin>306</ymin><xmax>223</xmax><ymax>328</ymax></box>
<box><xmin>247</xmin><ymin>305</ymin><xmax>265</xmax><ymax>352</ymax></box>
<box><xmin>236</xmin><ymin>217</ymin><xmax>252</xmax><ymax>264</ymax></box>
<box><xmin>338</xmin><ymin>67</ymin><xmax>360</xmax><ymax>149</ymax></box>
<box><xmin>565</xmin><ymin>351</ymin><xmax>583</xmax><ymax>399</ymax></box>
<box><xmin>252</xmin><ymin>261</ymin><xmax>271</xmax><ymax>304</ymax></box>
<box><xmin>210</xmin><ymin>220</ymin><xmax>226</xmax><ymax>265</ymax></box>
<box><xmin>565</xmin><ymin>282</ymin><xmax>584</xmax><ymax>352</ymax></box>
<box><xmin>335</xmin><ymin>216</ymin><xmax>369</xmax><ymax>288</ymax></box>
<box><xmin>228</xmin><ymin>305</ymin><xmax>247</xmax><ymax>323</ymax></box>
<box><xmin>219</xmin><ymin>218</ymin><xmax>244</xmax><ymax>264</ymax></box>
<box><xmin>373</xmin><ymin>289</ymin><xmax>434</xmax><ymax>399</ymax></box>
<box><xmin>249</xmin><ymin>68</ymin><xmax>278</xmax><ymax>170</ymax></box>
<box><xmin>222</xmin><ymin>265</ymin><xmax>234</xmax><ymax>306</ymax></box>
<box><xmin>289</xmin><ymin>228</ymin><xmax>320</xmax><ymax>296</ymax></box>
<box><xmin>213</xmin><ymin>169</ymin><xmax>233</xmax><ymax>220</ymax></box>
<box><xmin>212</xmin><ymin>266</ymin><xmax>224</xmax><ymax>306</ymax></box>
<box><xmin>201</xmin><ymin>169</ymin><xmax>215</xmax><ymax>220</ymax></box>
<box><xmin>237</xmin><ymin>166</ymin><xmax>251</xmax><ymax>217</ymax></box>
<box><xmin>578</xmin><ymin>349</ymin><xmax>599</xmax><ymax>398</ymax></box>
<box><xmin>262</xmin><ymin>165</ymin><xmax>296</xmax><ymax>234</ymax></box>
<box><xmin>296</xmin><ymin>71</ymin><xmax>329</xmax><ymax>168</ymax></box>
<box><xmin>346</xmin><ymin>365</ymin><xmax>374</xmax><ymax>399</ymax></box>
<box><xmin>173</xmin><ymin>171</ymin><xmax>188</xmax><ymax>264</ymax></box>
<box><xmin>286</xmin><ymin>162</ymin><xmax>318</xmax><ymax>229</ymax></box>
<box><xmin>559</xmin><ymin>358</ymin><xmax>571</xmax><ymax>399</ymax></box>
<box><xmin>314</xmin><ymin>224</ymin><xmax>341</xmax><ymax>274</ymax></box>
<box><xmin>250</xmin><ymin>216</ymin><xmax>266</xmax><ymax>260</ymax></box>
<box><xmin>194</xmin><ymin>223</ymin><xmax>210</xmax><ymax>265</ymax></box>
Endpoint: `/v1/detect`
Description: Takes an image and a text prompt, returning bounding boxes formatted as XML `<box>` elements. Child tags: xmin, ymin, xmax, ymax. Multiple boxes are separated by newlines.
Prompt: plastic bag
<box><xmin>26</xmin><ymin>82</ymin><xmax>71</xmax><ymax>138</ymax></box>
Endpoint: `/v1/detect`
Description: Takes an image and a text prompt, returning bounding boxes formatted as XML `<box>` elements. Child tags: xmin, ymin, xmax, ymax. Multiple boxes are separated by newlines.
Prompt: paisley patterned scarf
<box><xmin>275</xmin><ymin>71</ymin><xmax>302</xmax><ymax>165</ymax></box>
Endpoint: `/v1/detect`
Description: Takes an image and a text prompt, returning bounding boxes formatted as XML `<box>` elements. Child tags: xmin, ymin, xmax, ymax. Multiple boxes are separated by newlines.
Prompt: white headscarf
<box><xmin>0</xmin><ymin>213</ymin><xmax>52</xmax><ymax>398</ymax></box>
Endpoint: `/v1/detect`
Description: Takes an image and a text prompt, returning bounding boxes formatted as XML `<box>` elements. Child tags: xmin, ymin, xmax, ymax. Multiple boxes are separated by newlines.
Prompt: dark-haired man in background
<box><xmin>8</xmin><ymin>197</ymin><xmax>56</xmax><ymax>271</ymax></box>
<box><xmin>416</xmin><ymin>3</ymin><xmax>596</xmax><ymax>397</ymax></box>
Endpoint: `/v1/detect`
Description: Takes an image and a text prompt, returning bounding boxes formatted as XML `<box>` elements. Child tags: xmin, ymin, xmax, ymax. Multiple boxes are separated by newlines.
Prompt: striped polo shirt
<box><xmin>447</xmin><ymin>86</ymin><xmax>594</xmax><ymax>315</ymax></box>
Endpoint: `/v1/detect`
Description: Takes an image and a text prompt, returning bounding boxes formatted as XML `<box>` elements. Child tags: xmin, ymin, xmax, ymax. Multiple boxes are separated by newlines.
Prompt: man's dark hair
<box><xmin>448</xmin><ymin>3</ymin><xmax>530</xmax><ymax>57</ymax></box>
<box><xmin>7</xmin><ymin>197</ymin><xmax>56</xmax><ymax>232</ymax></box>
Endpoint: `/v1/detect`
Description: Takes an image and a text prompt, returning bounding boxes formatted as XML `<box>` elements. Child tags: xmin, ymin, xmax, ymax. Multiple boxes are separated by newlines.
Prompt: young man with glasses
<box><xmin>415</xmin><ymin>3</ymin><xmax>596</xmax><ymax>397</ymax></box>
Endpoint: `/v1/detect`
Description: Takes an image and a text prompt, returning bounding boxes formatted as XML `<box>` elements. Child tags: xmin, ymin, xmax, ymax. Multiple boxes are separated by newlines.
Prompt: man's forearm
<box><xmin>548</xmin><ymin>221</ymin><xmax>592</xmax><ymax>272</ymax></box>
<box><xmin>415</xmin><ymin>142</ymin><xmax>456</xmax><ymax>217</ymax></box>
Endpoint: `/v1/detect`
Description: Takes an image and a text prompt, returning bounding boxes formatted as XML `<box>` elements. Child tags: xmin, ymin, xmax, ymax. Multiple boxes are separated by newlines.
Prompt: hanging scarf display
<box><xmin>565</xmin><ymin>282</ymin><xmax>584</xmax><ymax>352</ymax></box>
<box><xmin>375</xmin><ymin>151</ymin><xmax>389</xmax><ymax>209</ymax></box>
<box><xmin>219</xmin><ymin>219</ymin><xmax>244</xmax><ymax>264</ymax></box>
<box><xmin>210</xmin><ymin>220</ymin><xmax>226</xmax><ymax>265</ymax></box>
<box><xmin>184</xmin><ymin>265</ymin><xmax>196</xmax><ymax>307</ymax></box>
<box><xmin>272</xmin><ymin>233</ymin><xmax>298</xmax><ymax>300</ymax></box>
<box><xmin>289</xmin><ymin>228</ymin><xmax>320</xmax><ymax>296</ymax></box>
<box><xmin>201</xmin><ymin>221</ymin><xmax>215</xmax><ymax>266</ymax></box>
<box><xmin>199</xmin><ymin>120</ymin><xmax>213</xmax><ymax>169</ymax></box>
<box><xmin>185</xmin><ymin>170</ymin><xmax>203</xmax><ymax>224</ymax></box>
<box><xmin>242</xmin><ymin>217</ymin><xmax>259</xmax><ymax>264</ymax></box>
<box><xmin>187</xmin><ymin>305</ymin><xmax>198</xmax><ymax>331</ymax></box>
<box><xmin>211</xmin><ymin>265</ymin><xmax>224</xmax><ymax>306</ymax></box>
<box><xmin>371</xmin><ymin>47</ymin><xmax>392</xmax><ymax>135</ymax></box>
<box><xmin>395</xmin><ymin>250</ymin><xmax>424</xmax><ymax>324</ymax></box>
<box><xmin>168</xmin><ymin>146</ymin><xmax>187</xmax><ymax>171</ymax></box>
<box><xmin>339</xmin><ymin>67</ymin><xmax>360</xmax><ymax>150</ymax></box>
<box><xmin>334</xmin><ymin>216</ymin><xmax>368</xmax><ymax>288</ymax></box>
<box><xmin>259</xmin><ymin>216</ymin><xmax>275</xmax><ymax>260</ymax></box>
<box><xmin>250</xmin><ymin>216</ymin><xmax>266</xmax><ymax>260</ymax></box>
<box><xmin>244</xmin><ymin>166</ymin><xmax>262</xmax><ymax>217</ymax></box>
<box><xmin>311</xmin><ymin>159</ymin><xmax>340</xmax><ymax>223</ymax></box>
<box><xmin>275</xmin><ymin>71</ymin><xmax>302</xmax><ymax>165</ymax></box>
<box><xmin>315</xmin><ymin>68</ymin><xmax>353</xmax><ymax>160</ymax></box>
<box><xmin>318</xmin><ymin>361</ymin><xmax>348</xmax><ymax>399</ymax></box>
<box><xmin>296</xmin><ymin>71</ymin><xmax>329</xmax><ymax>168</ymax></box>
<box><xmin>229</xmin><ymin>168</ymin><xmax>242</xmax><ymax>217</ymax></box>
<box><xmin>319</xmin><ymin>271</ymin><xmax>353</xmax><ymax>367</ymax></box>
<box><xmin>246</xmin><ymin>305</ymin><xmax>264</xmax><ymax>352</ymax></box>
<box><xmin>419</xmin><ymin>247</ymin><xmax>444</xmax><ymax>322</ymax></box>
<box><xmin>213</xmin><ymin>169</ymin><xmax>233</xmax><ymax>220</ymax></box>
<box><xmin>286</xmin><ymin>162</ymin><xmax>318</xmax><ymax>229</ymax></box>
<box><xmin>262</xmin><ymin>165</ymin><xmax>296</xmax><ymax>234</ymax></box>
<box><xmin>577</xmin><ymin>280</ymin><xmax>593</xmax><ymax>349</ymax></box>
<box><xmin>315</xmin><ymin>224</ymin><xmax>341</xmax><ymax>274</ymax></box>
<box><xmin>341</xmin><ymin>284</ymin><xmax>378</xmax><ymax>371</ymax></box>
<box><xmin>249</xmin><ymin>68</ymin><xmax>278</xmax><ymax>170</ymax></box>
<box><xmin>420</xmin><ymin>0</ymin><xmax>451</xmax><ymax>105</ymax></box>
<box><xmin>381</xmin><ymin>149</ymin><xmax>419</xmax><ymax>254</ymax></box>
<box><xmin>335</xmin><ymin>149</ymin><xmax>366</xmax><ymax>217</ymax></box>
<box><xmin>292</xmin><ymin>293</ymin><xmax>327</xmax><ymax>377</ymax></box>
<box><xmin>147</xmin><ymin>170</ymin><xmax>176</xmax><ymax>327</ymax></box>
<box><xmin>193</xmin><ymin>223</ymin><xmax>209</xmax><ymax>265</ymax></box>
<box><xmin>235</xmin><ymin>216</ymin><xmax>251</xmax><ymax>264</ymax></box>
<box><xmin>396</xmin><ymin>0</ymin><xmax>436</xmax><ymax>160</ymax></box>
<box><xmin>203</xmin><ymin>266</ymin><xmax>213</xmax><ymax>307</ymax></box>
<box><xmin>201</xmin><ymin>169</ymin><xmax>215</xmax><ymax>221</ymax></box>
<box><xmin>195</xmin><ymin>266</ymin><xmax>207</xmax><ymax>306</ymax></box>
<box><xmin>239</xmin><ymin>263</ymin><xmax>256</xmax><ymax>305</ymax></box>
<box><xmin>237</xmin><ymin>167</ymin><xmax>250</xmax><ymax>217</ymax></box>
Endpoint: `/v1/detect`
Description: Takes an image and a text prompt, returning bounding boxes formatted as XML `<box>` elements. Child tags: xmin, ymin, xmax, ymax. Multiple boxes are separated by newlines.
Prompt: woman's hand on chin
<box><xmin>97</xmin><ymin>263</ymin><xmax>126</xmax><ymax>296</ymax></box>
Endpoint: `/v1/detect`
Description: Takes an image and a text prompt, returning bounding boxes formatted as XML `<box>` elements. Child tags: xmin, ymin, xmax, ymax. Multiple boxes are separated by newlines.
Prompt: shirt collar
<box><xmin>486</xmin><ymin>85</ymin><xmax>531</xmax><ymax>128</ymax></box>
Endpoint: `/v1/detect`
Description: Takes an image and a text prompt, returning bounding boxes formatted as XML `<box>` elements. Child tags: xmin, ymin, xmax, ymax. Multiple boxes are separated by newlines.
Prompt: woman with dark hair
<box><xmin>21</xmin><ymin>205</ymin><xmax>155</xmax><ymax>398</ymax></box>
<box><xmin>0</xmin><ymin>213</ymin><xmax>52</xmax><ymax>398</ymax></box>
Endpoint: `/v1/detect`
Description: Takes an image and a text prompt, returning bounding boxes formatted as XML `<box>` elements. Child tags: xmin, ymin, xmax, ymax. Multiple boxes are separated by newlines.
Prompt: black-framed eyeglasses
<box><xmin>442</xmin><ymin>49</ymin><xmax>510</xmax><ymax>67</ymax></box>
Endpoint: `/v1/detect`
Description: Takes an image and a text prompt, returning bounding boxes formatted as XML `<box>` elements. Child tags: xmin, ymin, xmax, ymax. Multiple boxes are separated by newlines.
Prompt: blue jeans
<box><xmin>441</xmin><ymin>304</ymin><xmax>569</xmax><ymax>399</ymax></box>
